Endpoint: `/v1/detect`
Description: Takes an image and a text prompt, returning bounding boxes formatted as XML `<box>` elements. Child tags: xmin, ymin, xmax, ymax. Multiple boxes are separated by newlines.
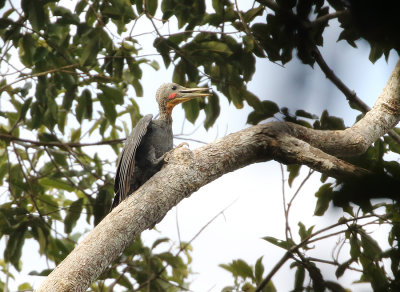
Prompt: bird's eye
<box><xmin>171</xmin><ymin>85</ymin><xmax>177</xmax><ymax>90</ymax></box>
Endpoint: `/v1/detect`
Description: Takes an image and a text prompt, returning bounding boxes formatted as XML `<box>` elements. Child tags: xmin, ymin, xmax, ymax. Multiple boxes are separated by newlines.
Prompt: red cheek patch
<box><xmin>168</xmin><ymin>92</ymin><xmax>177</xmax><ymax>100</ymax></box>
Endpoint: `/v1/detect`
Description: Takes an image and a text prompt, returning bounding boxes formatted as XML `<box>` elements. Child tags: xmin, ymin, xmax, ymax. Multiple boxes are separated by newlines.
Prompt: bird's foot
<box><xmin>153</xmin><ymin>154</ymin><xmax>166</xmax><ymax>167</ymax></box>
<box><xmin>176</xmin><ymin>142</ymin><xmax>189</xmax><ymax>148</ymax></box>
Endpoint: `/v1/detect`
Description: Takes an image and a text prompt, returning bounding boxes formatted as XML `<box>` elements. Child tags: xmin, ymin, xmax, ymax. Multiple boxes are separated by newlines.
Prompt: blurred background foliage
<box><xmin>0</xmin><ymin>0</ymin><xmax>399</xmax><ymax>291</ymax></box>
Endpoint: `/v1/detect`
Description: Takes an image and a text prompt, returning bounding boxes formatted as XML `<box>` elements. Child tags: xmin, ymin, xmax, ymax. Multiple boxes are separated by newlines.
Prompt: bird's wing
<box><xmin>113</xmin><ymin>114</ymin><xmax>153</xmax><ymax>206</ymax></box>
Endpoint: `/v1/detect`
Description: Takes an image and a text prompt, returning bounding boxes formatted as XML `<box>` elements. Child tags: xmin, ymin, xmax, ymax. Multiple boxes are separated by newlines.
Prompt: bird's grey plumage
<box><xmin>112</xmin><ymin>115</ymin><xmax>173</xmax><ymax>209</ymax></box>
<box><xmin>113</xmin><ymin>114</ymin><xmax>153</xmax><ymax>208</ymax></box>
<box><xmin>112</xmin><ymin>82</ymin><xmax>210</xmax><ymax>209</ymax></box>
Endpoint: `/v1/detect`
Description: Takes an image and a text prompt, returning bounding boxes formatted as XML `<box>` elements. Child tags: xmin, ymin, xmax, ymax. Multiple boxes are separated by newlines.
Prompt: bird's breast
<box><xmin>139</xmin><ymin>120</ymin><xmax>173</xmax><ymax>158</ymax></box>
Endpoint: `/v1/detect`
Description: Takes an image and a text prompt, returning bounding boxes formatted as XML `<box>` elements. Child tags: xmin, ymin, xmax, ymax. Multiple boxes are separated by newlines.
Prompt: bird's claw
<box><xmin>176</xmin><ymin>142</ymin><xmax>189</xmax><ymax>148</ymax></box>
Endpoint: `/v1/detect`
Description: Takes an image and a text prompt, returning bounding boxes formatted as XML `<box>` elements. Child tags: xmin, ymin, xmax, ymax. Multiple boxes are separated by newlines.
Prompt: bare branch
<box><xmin>0</xmin><ymin>133</ymin><xmax>123</xmax><ymax>148</ymax></box>
<box><xmin>308</xmin><ymin>10</ymin><xmax>348</xmax><ymax>27</ymax></box>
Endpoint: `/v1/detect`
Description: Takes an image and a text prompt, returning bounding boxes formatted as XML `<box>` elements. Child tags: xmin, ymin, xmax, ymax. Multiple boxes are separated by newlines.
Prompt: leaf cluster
<box><xmin>220</xmin><ymin>257</ymin><xmax>276</xmax><ymax>292</ymax></box>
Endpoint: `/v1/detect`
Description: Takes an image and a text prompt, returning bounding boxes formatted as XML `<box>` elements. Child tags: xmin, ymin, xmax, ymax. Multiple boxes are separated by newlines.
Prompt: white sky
<box><xmin>1</xmin><ymin>1</ymin><xmax>399</xmax><ymax>291</ymax></box>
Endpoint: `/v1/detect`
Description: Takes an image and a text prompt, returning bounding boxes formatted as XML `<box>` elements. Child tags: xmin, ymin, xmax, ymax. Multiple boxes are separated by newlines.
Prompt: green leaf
<box><xmin>262</xmin><ymin>236</ymin><xmax>295</xmax><ymax>250</ymax></box>
<box><xmin>204</xmin><ymin>92</ymin><xmax>220</xmax><ymax>130</ymax></box>
<box><xmin>152</xmin><ymin>237</ymin><xmax>170</xmax><ymax>250</ymax></box>
<box><xmin>384</xmin><ymin>135</ymin><xmax>400</xmax><ymax>154</ymax></box>
<box><xmin>93</xmin><ymin>189</ymin><xmax>112</xmax><ymax>226</ymax></box>
<box><xmin>47</xmin><ymin>148</ymin><xmax>68</xmax><ymax>168</ymax></box>
<box><xmin>52</xmin><ymin>6</ymin><xmax>80</xmax><ymax>25</ymax></box>
<box><xmin>22</xmin><ymin>0</ymin><xmax>46</xmax><ymax>31</ymax></box>
<box><xmin>295</xmin><ymin>109</ymin><xmax>318</xmax><ymax>119</ymax></box>
<box><xmin>172</xmin><ymin>61</ymin><xmax>185</xmax><ymax>84</ymax></box>
<box><xmin>255</xmin><ymin>256</ymin><xmax>264</xmax><ymax>283</ymax></box>
<box><xmin>287</xmin><ymin>164</ymin><xmax>301</xmax><ymax>187</ymax></box>
<box><xmin>80</xmin><ymin>30</ymin><xmax>100</xmax><ymax>66</ymax></box>
<box><xmin>314</xmin><ymin>183</ymin><xmax>333</xmax><ymax>216</ymax></box>
<box><xmin>146</xmin><ymin>0</ymin><xmax>158</xmax><ymax>16</ymax></box>
<box><xmin>298</xmin><ymin>222</ymin><xmax>314</xmax><ymax>241</ymax></box>
<box><xmin>212</xmin><ymin>0</ymin><xmax>223</xmax><ymax>13</ymax></box>
<box><xmin>262</xmin><ymin>100</ymin><xmax>279</xmax><ymax>116</ymax></box>
<box><xmin>199</xmin><ymin>41</ymin><xmax>233</xmax><ymax>55</ymax></box>
<box><xmin>244</xmin><ymin>90</ymin><xmax>261</xmax><ymax>109</ymax></box>
<box><xmin>349</xmin><ymin>234</ymin><xmax>361</xmax><ymax>259</ymax></box>
<box><xmin>182</xmin><ymin>98</ymin><xmax>200</xmax><ymax>124</ymax></box>
<box><xmin>76</xmin><ymin>89</ymin><xmax>92</xmax><ymax>123</ymax></box>
<box><xmin>243</xmin><ymin>35</ymin><xmax>255</xmax><ymax>52</ymax></box>
<box><xmin>243</xmin><ymin>6</ymin><xmax>264</xmax><ymax>22</ymax></box>
<box><xmin>294</xmin><ymin>266</ymin><xmax>305</xmax><ymax>291</ymax></box>
<box><xmin>228</xmin><ymin>85</ymin><xmax>244</xmax><ymax>109</ymax></box>
<box><xmin>64</xmin><ymin>198</ymin><xmax>84</xmax><ymax>234</ymax></box>
<box><xmin>262</xmin><ymin>280</ymin><xmax>277</xmax><ymax>292</ymax></box>
<box><xmin>19</xmin><ymin>34</ymin><xmax>36</xmax><ymax>66</ymax></box>
<box><xmin>132</xmin><ymin>79</ymin><xmax>143</xmax><ymax>97</ymax></box>
<box><xmin>118</xmin><ymin>275</ymin><xmax>134</xmax><ymax>289</ymax></box>
<box><xmin>18</xmin><ymin>282</ymin><xmax>33</xmax><ymax>290</ymax></box>
<box><xmin>70</xmin><ymin>128</ymin><xmax>81</xmax><ymax>142</ymax></box>
<box><xmin>19</xmin><ymin>97</ymin><xmax>32</xmax><ymax>121</ymax></box>
<box><xmin>98</xmin><ymin>93</ymin><xmax>117</xmax><ymax>124</ymax></box>
<box><xmin>32</xmin><ymin>223</ymin><xmax>49</xmax><ymax>255</ymax></box>
<box><xmin>38</xmin><ymin>177</ymin><xmax>74</xmax><ymax>192</ymax></box>
<box><xmin>37</xmin><ymin>193</ymin><xmax>62</xmax><ymax>220</ymax></box>
<box><xmin>320</xmin><ymin>110</ymin><xmax>345</xmax><ymax>130</ymax></box>
<box><xmin>360</xmin><ymin>231</ymin><xmax>382</xmax><ymax>260</ymax></box>
<box><xmin>369</xmin><ymin>43</ymin><xmax>384</xmax><ymax>64</ymax></box>
<box><xmin>5</xmin><ymin>222</ymin><xmax>27</xmax><ymax>270</ymax></box>
<box><xmin>247</xmin><ymin>99</ymin><xmax>279</xmax><ymax>124</ymax></box>
<box><xmin>99</xmin><ymin>85</ymin><xmax>124</xmax><ymax>105</ymax></box>
<box><xmin>75</xmin><ymin>0</ymin><xmax>86</xmax><ymax>14</ymax></box>
<box><xmin>29</xmin><ymin>269</ymin><xmax>53</xmax><ymax>276</ymax></box>
<box><xmin>335</xmin><ymin>259</ymin><xmax>353</xmax><ymax>278</ymax></box>
<box><xmin>62</xmin><ymin>86</ymin><xmax>77</xmax><ymax>111</ymax></box>
<box><xmin>240</xmin><ymin>52</ymin><xmax>256</xmax><ymax>81</ymax></box>
<box><xmin>223</xmin><ymin>259</ymin><xmax>254</xmax><ymax>280</ymax></box>
<box><xmin>153</xmin><ymin>37</ymin><xmax>171</xmax><ymax>68</ymax></box>
<box><xmin>158</xmin><ymin>251</ymin><xmax>184</xmax><ymax>268</ymax></box>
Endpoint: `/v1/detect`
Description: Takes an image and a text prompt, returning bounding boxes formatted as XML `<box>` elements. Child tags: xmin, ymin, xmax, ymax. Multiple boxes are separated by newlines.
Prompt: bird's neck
<box><xmin>158</xmin><ymin>111</ymin><xmax>173</xmax><ymax>124</ymax></box>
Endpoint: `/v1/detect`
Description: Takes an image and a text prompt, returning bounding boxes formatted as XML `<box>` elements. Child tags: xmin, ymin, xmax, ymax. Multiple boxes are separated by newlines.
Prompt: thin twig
<box><xmin>312</xmin><ymin>45</ymin><xmax>400</xmax><ymax>144</ymax></box>
<box><xmin>0</xmin><ymin>133</ymin><xmax>124</xmax><ymax>148</ymax></box>
<box><xmin>234</xmin><ymin>0</ymin><xmax>266</xmax><ymax>58</ymax></box>
<box><xmin>287</xmin><ymin>168</ymin><xmax>314</xmax><ymax>215</ymax></box>
<box><xmin>308</xmin><ymin>10</ymin><xmax>348</xmax><ymax>27</ymax></box>
<box><xmin>256</xmin><ymin>213</ymin><xmax>383</xmax><ymax>291</ymax></box>
<box><xmin>255</xmin><ymin>251</ymin><xmax>292</xmax><ymax>292</ymax></box>
<box><xmin>176</xmin><ymin>207</ymin><xmax>182</xmax><ymax>247</ymax></box>
<box><xmin>174</xmin><ymin>136</ymin><xmax>208</xmax><ymax>145</ymax></box>
<box><xmin>132</xmin><ymin>199</ymin><xmax>238</xmax><ymax>291</ymax></box>
<box><xmin>0</xmin><ymin>64</ymin><xmax>78</xmax><ymax>92</ymax></box>
<box><xmin>44</xmin><ymin>147</ymin><xmax>93</xmax><ymax>200</ymax></box>
<box><xmin>279</xmin><ymin>164</ymin><xmax>290</xmax><ymax>240</ymax></box>
<box><xmin>306</xmin><ymin>256</ymin><xmax>363</xmax><ymax>273</ymax></box>
<box><xmin>12</xmin><ymin>142</ymin><xmax>44</xmax><ymax>218</ymax></box>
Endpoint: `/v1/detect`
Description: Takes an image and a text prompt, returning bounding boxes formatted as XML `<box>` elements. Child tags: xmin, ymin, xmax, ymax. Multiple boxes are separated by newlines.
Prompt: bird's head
<box><xmin>156</xmin><ymin>83</ymin><xmax>211</xmax><ymax>118</ymax></box>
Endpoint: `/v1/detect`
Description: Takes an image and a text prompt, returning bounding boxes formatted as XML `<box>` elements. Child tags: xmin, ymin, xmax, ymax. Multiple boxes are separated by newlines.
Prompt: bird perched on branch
<box><xmin>112</xmin><ymin>83</ymin><xmax>211</xmax><ymax>209</ymax></box>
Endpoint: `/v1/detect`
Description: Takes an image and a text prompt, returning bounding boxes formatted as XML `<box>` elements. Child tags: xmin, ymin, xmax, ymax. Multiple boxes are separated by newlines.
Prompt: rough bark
<box><xmin>37</xmin><ymin>60</ymin><xmax>400</xmax><ymax>292</ymax></box>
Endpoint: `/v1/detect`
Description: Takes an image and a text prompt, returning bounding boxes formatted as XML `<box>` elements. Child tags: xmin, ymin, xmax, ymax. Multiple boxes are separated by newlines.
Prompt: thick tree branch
<box><xmin>255</xmin><ymin>0</ymin><xmax>400</xmax><ymax>144</ymax></box>
<box><xmin>312</xmin><ymin>48</ymin><xmax>400</xmax><ymax>144</ymax></box>
<box><xmin>37</xmin><ymin>61</ymin><xmax>400</xmax><ymax>291</ymax></box>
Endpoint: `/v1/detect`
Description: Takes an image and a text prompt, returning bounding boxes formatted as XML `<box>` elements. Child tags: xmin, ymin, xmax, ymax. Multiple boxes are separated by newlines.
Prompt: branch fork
<box><xmin>37</xmin><ymin>61</ymin><xmax>400</xmax><ymax>291</ymax></box>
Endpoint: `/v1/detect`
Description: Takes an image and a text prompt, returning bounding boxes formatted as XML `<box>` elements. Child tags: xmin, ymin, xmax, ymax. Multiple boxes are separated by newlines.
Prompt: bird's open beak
<box><xmin>166</xmin><ymin>86</ymin><xmax>212</xmax><ymax>114</ymax></box>
<box><xmin>176</xmin><ymin>87</ymin><xmax>212</xmax><ymax>103</ymax></box>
